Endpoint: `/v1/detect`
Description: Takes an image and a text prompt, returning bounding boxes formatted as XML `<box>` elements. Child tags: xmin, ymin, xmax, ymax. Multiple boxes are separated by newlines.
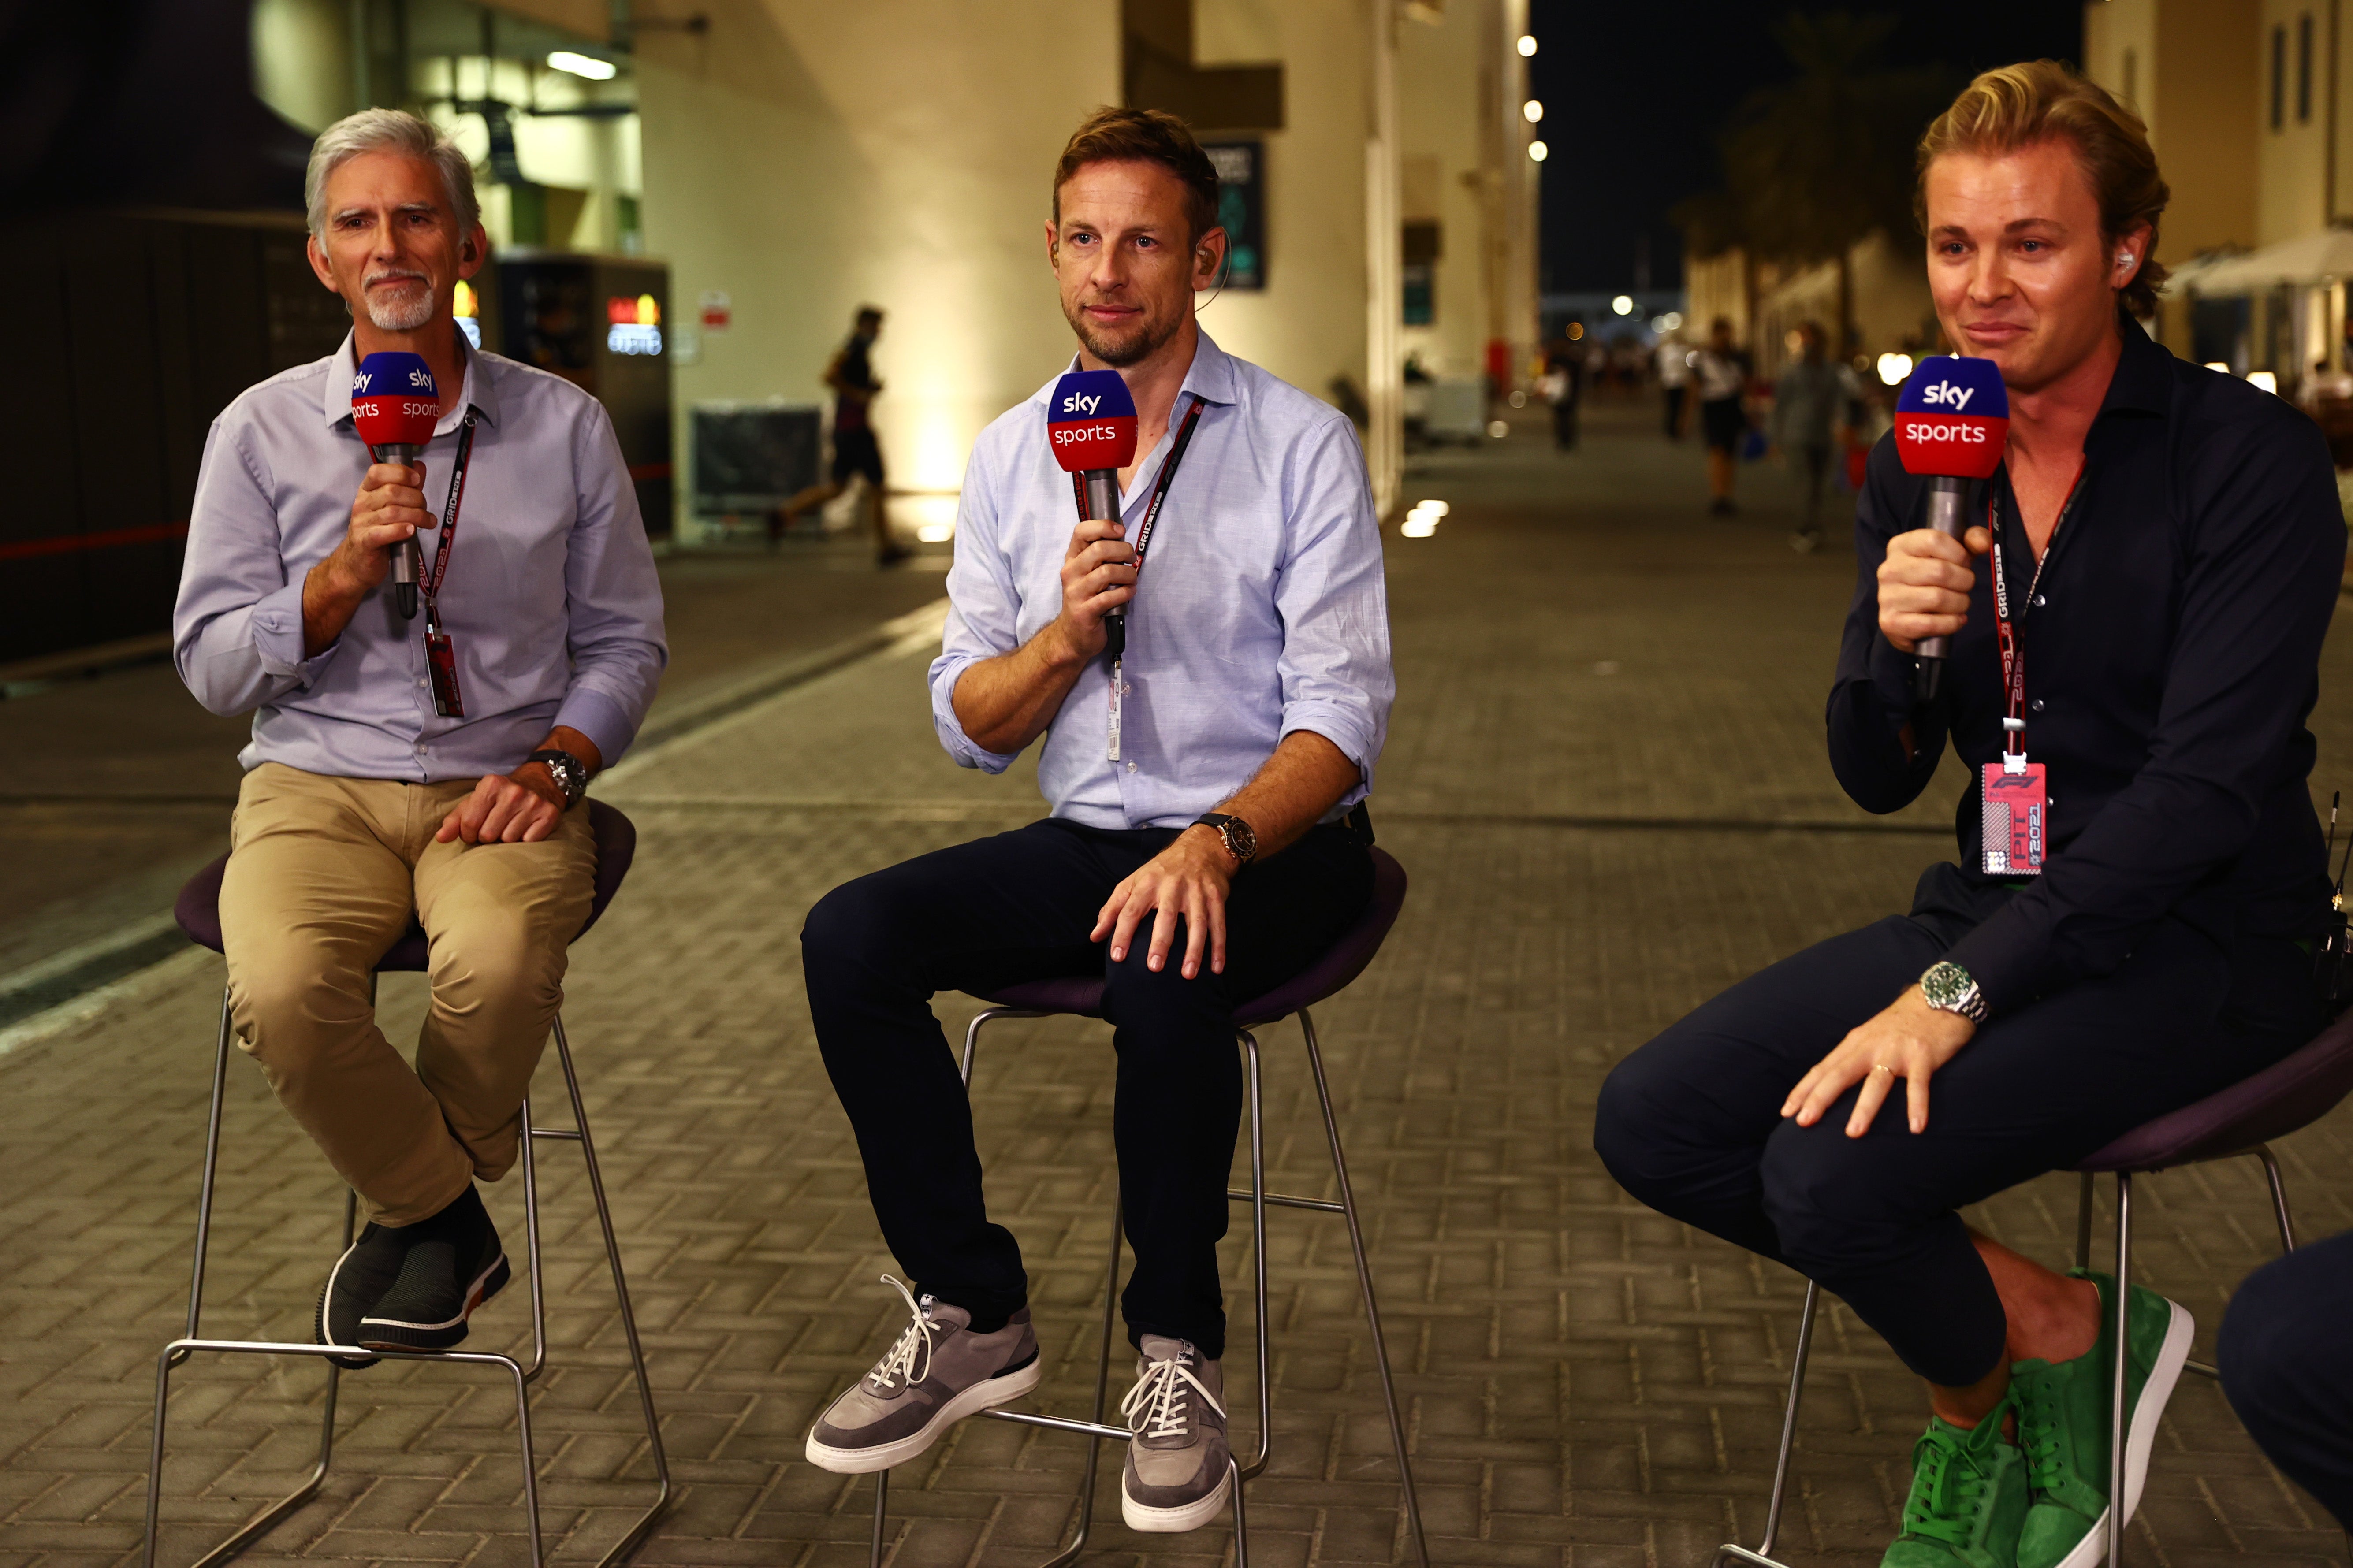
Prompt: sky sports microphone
<box><xmin>1046</xmin><ymin>368</ymin><xmax>1140</xmax><ymax>658</ymax></box>
<box><xmin>1892</xmin><ymin>353</ymin><xmax>2010</xmax><ymax>704</ymax></box>
<box><xmin>352</xmin><ymin>351</ymin><xmax>440</xmax><ymax>619</ymax></box>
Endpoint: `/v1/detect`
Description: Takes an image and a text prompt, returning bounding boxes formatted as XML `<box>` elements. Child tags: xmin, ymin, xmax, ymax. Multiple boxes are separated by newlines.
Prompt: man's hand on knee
<box><xmin>1781</xmin><ymin>986</ymin><xmax>1976</xmax><ymax>1137</ymax></box>
<box><xmin>437</xmin><ymin>769</ymin><xmax>565</xmax><ymax>845</ymax></box>
<box><xmin>1091</xmin><ymin>828</ymin><xmax>1237</xmax><ymax>980</ymax></box>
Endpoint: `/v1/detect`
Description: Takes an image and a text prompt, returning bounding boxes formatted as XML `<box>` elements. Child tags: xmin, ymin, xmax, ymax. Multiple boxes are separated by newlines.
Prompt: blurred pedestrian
<box><xmin>1771</xmin><ymin>320</ymin><xmax>1855</xmax><ymax>551</ymax></box>
<box><xmin>1541</xmin><ymin>334</ymin><xmax>1582</xmax><ymax>451</ymax></box>
<box><xmin>1694</xmin><ymin>316</ymin><xmax>1750</xmax><ymax>515</ymax></box>
<box><xmin>1655</xmin><ymin>331</ymin><xmax>1691</xmax><ymax>439</ymax></box>
<box><xmin>778</xmin><ymin>306</ymin><xmax>906</xmax><ymax>565</ymax></box>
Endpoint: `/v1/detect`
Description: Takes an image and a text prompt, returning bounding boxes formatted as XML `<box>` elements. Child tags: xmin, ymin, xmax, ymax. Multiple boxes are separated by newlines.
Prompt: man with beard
<box><xmin>173</xmin><ymin>110</ymin><xmax>666</xmax><ymax>1362</ymax></box>
<box><xmin>797</xmin><ymin>108</ymin><xmax>1392</xmax><ymax>1535</ymax></box>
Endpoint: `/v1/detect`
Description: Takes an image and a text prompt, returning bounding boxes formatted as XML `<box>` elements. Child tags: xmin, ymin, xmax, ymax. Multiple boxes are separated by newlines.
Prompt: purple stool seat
<box><xmin>2074</xmin><ymin>1007</ymin><xmax>2353</xmax><ymax>1173</ymax></box>
<box><xmin>172</xmin><ymin>798</ymin><xmax>638</xmax><ymax>972</ymax></box>
<box><xmin>975</xmin><ymin>847</ymin><xmax>1408</xmax><ymax>1026</ymax></box>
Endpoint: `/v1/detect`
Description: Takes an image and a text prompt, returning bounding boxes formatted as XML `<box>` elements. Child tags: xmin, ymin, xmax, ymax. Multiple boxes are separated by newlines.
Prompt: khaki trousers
<box><xmin>220</xmin><ymin>762</ymin><xmax>596</xmax><ymax>1226</ymax></box>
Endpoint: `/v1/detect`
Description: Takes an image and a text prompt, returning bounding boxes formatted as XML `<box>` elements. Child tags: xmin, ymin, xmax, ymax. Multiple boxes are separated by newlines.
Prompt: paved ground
<box><xmin>5</xmin><ymin>397</ymin><xmax>2352</xmax><ymax>1568</ymax></box>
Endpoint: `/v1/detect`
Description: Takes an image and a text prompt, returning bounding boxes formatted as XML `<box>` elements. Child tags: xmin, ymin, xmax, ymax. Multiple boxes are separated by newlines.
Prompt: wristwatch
<box><xmin>1192</xmin><ymin>812</ymin><xmax>1258</xmax><ymax>869</ymax></box>
<box><xmin>1919</xmin><ymin>960</ymin><xmax>1988</xmax><ymax>1024</ymax></box>
<box><xmin>527</xmin><ymin>748</ymin><xmax>589</xmax><ymax>810</ymax></box>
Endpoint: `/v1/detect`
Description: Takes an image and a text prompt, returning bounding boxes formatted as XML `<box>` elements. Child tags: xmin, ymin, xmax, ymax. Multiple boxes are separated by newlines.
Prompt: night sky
<box><xmin>1527</xmin><ymin>1</ymin><xmax>2086</xmax><ymax>294</ymax></box>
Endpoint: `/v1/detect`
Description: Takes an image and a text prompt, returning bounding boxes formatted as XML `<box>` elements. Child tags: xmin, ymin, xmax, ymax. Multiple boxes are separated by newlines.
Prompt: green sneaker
<box><xmin>1882</xmin><ymin>1401</ymin><xmax>2033</xmax><ymax>1568</ymax></box>
<box><xmin>2013</xmin><ymin>1271</ymin><xmax>2193</xmax><ymax>1568</ymax></box>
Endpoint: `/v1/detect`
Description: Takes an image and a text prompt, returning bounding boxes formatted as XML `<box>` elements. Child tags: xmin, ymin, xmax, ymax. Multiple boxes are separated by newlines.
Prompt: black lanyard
<box><xmin>1986</xmin><ymin>457</ymin><xmax>2085</xmax><ymax>759</ymax></box>
<box><xmin>421</xmin><ymin>412</ymin><xmax>478</xmax><ymax>625</ymax></box>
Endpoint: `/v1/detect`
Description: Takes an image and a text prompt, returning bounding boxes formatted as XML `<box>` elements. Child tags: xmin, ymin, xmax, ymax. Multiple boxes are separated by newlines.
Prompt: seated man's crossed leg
<box><xmin>223</xmin><ymin>764</ymin><xmax>593</xmax><ymax>1360</ymax></box>
<box><xmin>800</xmin><ymin>817</ymin><xmax>1372</xmax><ymax>1530</ymax></box>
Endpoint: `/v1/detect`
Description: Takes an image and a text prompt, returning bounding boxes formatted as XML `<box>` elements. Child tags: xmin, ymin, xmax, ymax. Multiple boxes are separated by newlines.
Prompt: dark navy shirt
<box><xmin>1830</xmin><ymin>319</ymin><xmax>2346</xmax><ymax>1017</ymax></box>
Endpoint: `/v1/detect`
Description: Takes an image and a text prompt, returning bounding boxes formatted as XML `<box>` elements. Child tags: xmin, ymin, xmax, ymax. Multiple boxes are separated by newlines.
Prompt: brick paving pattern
<box><xmin>4</xmin><ymin>404</ymin><xmax>2351</xmax><ymax>1568</ymax></box>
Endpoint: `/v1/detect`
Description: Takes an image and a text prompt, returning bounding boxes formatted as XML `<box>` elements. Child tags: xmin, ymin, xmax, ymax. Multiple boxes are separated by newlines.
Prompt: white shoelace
<box><xmin>1121</xmin><ymin>1350</ymin><xmax>1225</xmax><ymax>1441</ymax></box>
<box><xmin>864</xmin><ymin>1275</ymin><xmax>935</xmax><ymax>1394</ymax></box>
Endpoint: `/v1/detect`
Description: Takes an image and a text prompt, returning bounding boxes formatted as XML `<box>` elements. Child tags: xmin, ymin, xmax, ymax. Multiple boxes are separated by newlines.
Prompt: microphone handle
<box><xmin>1912</xmin><ymin>475</ymin><xmax>1967</xmax><ymax>704</ymax></box>
<box><xmin>1078</xmin><ymin>468</ymin><xmax>1125</xmax><ymax>661</ymax></box>
<box><xmin>377</xmin><ymin>442</ymin><xmax>427</xmax><ymax>620</ymax></box>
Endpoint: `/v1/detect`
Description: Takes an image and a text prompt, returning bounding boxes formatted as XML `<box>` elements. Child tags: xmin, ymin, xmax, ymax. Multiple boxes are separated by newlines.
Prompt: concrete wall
<box><xmin>1395</xmin><ymin>0</ymin><xmax>1499</xmax><ymax>380</ymax></box>
<box><xmin>2256</xmin><ymin>0</ymin><xmax>2333</xmax><ymax>245</ymax></box>
<box><xmin>635</xmin><ymin>3</ymin><xmax>1121</xmax><ymax>510</ymax></box>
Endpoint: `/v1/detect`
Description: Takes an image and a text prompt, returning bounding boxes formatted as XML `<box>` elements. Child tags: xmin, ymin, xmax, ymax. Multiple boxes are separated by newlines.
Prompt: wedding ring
<box><xmin>1869</xmin><ymin>1063</ymin><xmax>1894</xmax><ymax>1076</ymax></box>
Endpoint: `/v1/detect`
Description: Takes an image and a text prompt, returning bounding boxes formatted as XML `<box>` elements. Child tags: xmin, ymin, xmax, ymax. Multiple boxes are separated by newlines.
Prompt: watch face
<box><xmin>1227</xmin><ymin>820</ymin><xmax>1257</xmax><ymax>861</ymax></box>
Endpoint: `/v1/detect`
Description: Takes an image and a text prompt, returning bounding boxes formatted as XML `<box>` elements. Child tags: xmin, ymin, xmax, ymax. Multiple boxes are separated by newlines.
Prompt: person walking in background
<box><xmin>778</xmin><ymin>306</ymin><xmax>908</xmax><ymax>565</ymax></box>
<box><xmin>1694</xmin><ymin>316</ymin><xmax>1750</xmax><ymax>515</ymax></box>
<box><xmin>1542</xmin><ymin>333</ymin><xmax>1583</xmax><ymax>451</ymax></box>
<box><xmin>1655</xmin><ymin>330</ymin><xmax>1691</xmax><ymax>439</ymax></box>
<box><xmin>1772</xmin><ymin>320</ymin><xmax>1857</xmax><ymax>552</ymax></box>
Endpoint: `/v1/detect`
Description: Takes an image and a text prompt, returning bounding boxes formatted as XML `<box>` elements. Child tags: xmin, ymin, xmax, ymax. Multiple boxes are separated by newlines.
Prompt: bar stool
<box><xmin>861</xmin><ymin>847</ymin><xmax>1429</xmax><ymax>1568</ymax></box>
<box><xmin>1712</xmin><ymin>1007</ymin><xmax>2353</xmax><ymax>1568</ymax></box>
<box><xmin>142</xmin><ymin>799</ymin><xmax>670</xmax><ymax>1568</ymax></box>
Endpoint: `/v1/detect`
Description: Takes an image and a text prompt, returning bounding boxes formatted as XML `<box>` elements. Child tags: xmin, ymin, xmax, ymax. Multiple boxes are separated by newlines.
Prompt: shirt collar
<box><xmin>1051</xmin><ymin>325</ymin><xmax>1243</xmax><ymax>410</ymax></box>
<box><xmin>322</xmin><ymin>325</ymin><xmax>500</xmax><ymax>433</ymax></box>
<box><xmin>2097</xmin><ymin>314</ymin><xmax>2172</xmax><ymax>420</ymax></box>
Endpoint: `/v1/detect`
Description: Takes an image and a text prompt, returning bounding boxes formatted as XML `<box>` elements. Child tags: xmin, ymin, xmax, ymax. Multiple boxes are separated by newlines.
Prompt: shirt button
<box><xmin>2031</xmin><ymin>699</ymin><xmax>2046</xmax><ymax>713</ymax></box>
<box><xmin>415</xmin><ymin>742</ymin><xmax>428</xmax><ymax>754</ymax></box>
<box><xmin>2033</xmin><ymin>594</ymin><xmax>2047</xmax><ymax>608</ymax></box>
<box><xmin>1126</xmin><ymin>761</ymin><xmax>1138</xmax><ymax>773</ymax></box>
<box><xmin>417</xmin><ymin>677</ymin><xmax>428</xmax><ymax>689</ymax></box>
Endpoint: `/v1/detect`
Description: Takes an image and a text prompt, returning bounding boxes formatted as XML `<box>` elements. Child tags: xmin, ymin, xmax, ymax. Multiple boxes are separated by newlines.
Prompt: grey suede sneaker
<box><xmin>804</xmin><ymin>1277</ymin><xmax>1041</xmax><ymax>1474</ymax></box>
<box><xmin>1120</xmin><ymin>1335</ymin><xmax>1232</xmax><ymax>1532</ymax></box>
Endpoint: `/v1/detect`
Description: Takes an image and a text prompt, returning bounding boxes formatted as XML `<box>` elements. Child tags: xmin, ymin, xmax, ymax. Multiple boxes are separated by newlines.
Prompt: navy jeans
<box><xmin>1595</xmin><ymin>864</ymin><xmax>2319</xmax><ymax>1387</ymax></box>
<box><xmin>2220</xmin><ymin>1229</ymin><xmax>2353</xmax><ymax>1527</ymax></box>
<box><xmin>801</xmin><ymin>817</ymin><xmax>1372</xmax><ymax>1360</ymax></box>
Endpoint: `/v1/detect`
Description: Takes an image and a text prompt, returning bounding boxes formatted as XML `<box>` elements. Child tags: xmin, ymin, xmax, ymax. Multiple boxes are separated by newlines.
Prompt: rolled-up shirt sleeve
<box><xmin>552</xmin><ymin>402</ymin><xmax>667</xmax><ymax>764</ymax></box>
<box><xmin>174</xmin><ymin>418</ymin><xmax>340</xmax><ymax>715</ymax></box>
<box><xmin>1944</xmin><ymin>413</ymin><xmax>2346</xmax><ymax>1014</ymax></box>
<box><xmin>1274</xmin><ymin>418</ymin><xmax>1393</xmax><ymax>798</ymax></box>
<box><xmin>927</xmin><ymin>443</ymin><xmax>1025</xmax><ymax>773</ymax></box>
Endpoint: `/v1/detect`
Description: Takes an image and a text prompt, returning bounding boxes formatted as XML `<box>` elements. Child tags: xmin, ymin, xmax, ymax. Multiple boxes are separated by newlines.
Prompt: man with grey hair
<box><xmin>173</xmin><ymin>108</ymin><xmax>666</xmax><ymax>1362</ymax></box>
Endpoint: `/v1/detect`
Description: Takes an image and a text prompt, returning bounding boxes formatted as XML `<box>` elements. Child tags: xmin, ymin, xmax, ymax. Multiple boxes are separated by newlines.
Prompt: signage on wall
<box><xmin>607</xmin><ymin>294</ymin><xmax>663</xmax><ymax>356</ymax></box>
<box><xmin>699</xmin><ymin>289</ymin><xmax>733</xmax><ymax>331</ymax></box>
<box><xmin>1200</xmin><ymin>141</ymin><xmax>1265</xmax><ymax>292</ymax></box>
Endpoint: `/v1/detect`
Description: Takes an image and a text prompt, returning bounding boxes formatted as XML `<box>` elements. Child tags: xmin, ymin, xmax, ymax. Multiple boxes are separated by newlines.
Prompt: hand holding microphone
<box><xmin>351</xmin><ymin>352</ymin><xmax>441</xmax><ymax>619</ymax></box>
<box><xmin>1887</xmin><ymin>354</ymin><xmax>2009</xmax><ymax>704</ymax></box>
<box><xmin>1046</xmin><ymin>368</ymin><xmax>1140</xmax><ymax>658</ymax></box>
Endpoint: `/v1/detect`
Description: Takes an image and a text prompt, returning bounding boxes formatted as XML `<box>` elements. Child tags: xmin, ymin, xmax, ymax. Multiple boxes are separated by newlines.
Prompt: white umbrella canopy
<box><xmin>2189</xmin><ymin>230</ymin><xmax>2353</xmax><ymax>294</ymax></box>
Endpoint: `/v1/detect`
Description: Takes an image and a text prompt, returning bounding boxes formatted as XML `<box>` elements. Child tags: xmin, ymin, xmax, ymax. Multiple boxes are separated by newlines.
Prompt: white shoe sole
<box><xmin>1122</xmin><ymin>1464</ymin><xmax>1233</xmax><ymax>1533</ymax></box>
<box><xmin>804</xmin><ymin>1355</ymin><xmax>1042</xmax><ymax>1474</ymax></box>
<box><xmin>2048</xmin><ymin>1295</ymin><xmax>2194</xmax><ymax>1568</ymax></box>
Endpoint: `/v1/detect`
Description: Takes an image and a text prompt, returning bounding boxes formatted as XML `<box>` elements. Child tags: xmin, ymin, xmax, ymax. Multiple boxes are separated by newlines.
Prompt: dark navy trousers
<box><xmin>1595</xmin><ymin>863</ymin><xmax>2319</xmax><ymax>1388</ymax></box>
<box><xmin>801</xmin><ymin>817</ymin><xmax>1372</xmax><ymax>1360</ymax></box>
<box><xmin>2220</xmin><ymin>1230</ymin><xmax>2353</xmax><ymax>1527</ymax></box>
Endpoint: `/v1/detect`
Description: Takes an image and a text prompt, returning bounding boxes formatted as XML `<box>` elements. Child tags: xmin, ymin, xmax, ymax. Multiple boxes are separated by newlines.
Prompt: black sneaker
<box><xmin>316</xmin><ymin>1222</ymin><xmax>406</xmax><ymax>1370</ymax></box>
<box><xmin>357</xmin><ymin>1186</ymin><xmax>510</xmax><ymax>1352</ymax></box>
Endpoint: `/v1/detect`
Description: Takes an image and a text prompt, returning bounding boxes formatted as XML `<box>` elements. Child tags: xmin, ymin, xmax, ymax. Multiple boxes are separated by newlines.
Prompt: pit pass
<box><xmin>1981</xmin><ymin>759</ymin><xmax>2047</xmax><ymax>876</ymax></box>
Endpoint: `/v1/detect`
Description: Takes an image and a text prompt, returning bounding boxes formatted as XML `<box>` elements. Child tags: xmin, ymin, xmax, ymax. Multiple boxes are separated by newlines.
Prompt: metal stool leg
<box><xmin>146</xmin><ymin>992</ymin><xmax>350</xmax><ymax>1568</ymax></box>
<box><xmin>1297</xmin><ymin>1007</ymin><xmax>1429</xmax><ymax>1568</ymax></box>
<box><xmin>2253</xmin><ymin>1144</ymin><xmax>2298</xmax><ymax>1252</ymax></box>
<box><xmin>549</xmin><ymin>1016</ymin><xmax>674</xmax><ymax>1566</ymax></box>
<box><xmin>2107</xmin><ymin>1172</ymin><xmax>2134</xmax><ymax>1568</ymax></box>
<box><xmin>1710</xmin><ymin>1280</ymin><xmax>1820</xmax><ymax>1568</ymax></box>
<box><xmin>1236</xmin><ymin>1029</ymin><xmax>1273</xmax><ymax>1481</ymax></box>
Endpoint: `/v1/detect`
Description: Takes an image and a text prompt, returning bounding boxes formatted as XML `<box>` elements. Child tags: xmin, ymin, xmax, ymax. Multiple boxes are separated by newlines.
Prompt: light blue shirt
<box><xmin>174</xmin><ymin>332</ymin><xmax>667</xmax><ymax>781</ymax></box>
<box><xmin>930</xmin><ymin>331</ymin><xmax>1393</xmax><ymax>829</ymax></box>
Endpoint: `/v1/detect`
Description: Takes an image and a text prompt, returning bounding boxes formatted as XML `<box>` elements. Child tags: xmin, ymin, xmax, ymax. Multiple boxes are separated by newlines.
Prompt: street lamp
<box><xmin>1522</xmin><ymin>100</ymin><xmax>1543</xmax><ymax>123</ymax></box>
<box><xmin>1517</xmin><ymin>34</ymin><xmax>1537</xmax><ymax>56</ymax></box>
<box><xmin>1528</xmin><ymin>140</ymin><xmax>1548</xmax><ymax>163</ymax></box>
<box><xmin>1612</xmin><ymin>295</ymin><xmax>1634</xmax><ymax>316</ymax></box>
<box><xmin>547</xmin><ymin>49</ymin><xmax>617</xmax><ymax>80</ymax></box>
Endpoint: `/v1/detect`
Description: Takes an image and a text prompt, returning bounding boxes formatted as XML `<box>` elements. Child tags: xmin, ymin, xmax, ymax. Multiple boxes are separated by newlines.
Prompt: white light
<box><xmin>547</xmin><ymin>49</ymin><xmax>617</xmax><ymax>80</ymax></box>
<box><xmin>1523</xmin><ymin>99</ymin><xmax>1543</xmax><ymax>123</ymax></box>
<box><xmin>1876</xmin><ymin>352</ymin><xmax>1914</xmax><ymax>386</ymax></box>
<box><xmin>1661</xmin><ymin>311</ymin><xmax>1683</xmax><ymax>331</ymax></box>
<box><xmin>2249</xmin><ymin>369</ymin><xmax>2279</xmax><ymax>394</ymax></box>
<box><xmin>1411</xmin><ymin>499</ymin><xmax>1451</xmax><ymax>517</ymax></box>
<box><xmin>607</xmin><ymin>323</ymin><xmax>662</xmax><ymax>356</ymax></box>
<box><xmin>1507</xmin><ymin>389</ymin><xmax>1528</xmax><ymax>408</ymax></box>
<box><xmin>1516</xmin><ymin>33</ymin><xmax>1537</xmax><ymax>56</ymax></box>
<box><xmin>1527</xmin><ymin>140</ymin><xmax>1549</xmax><ymax>163</ymax></box>
<box><xmin>1486</xmin><ymin>420</ymin><xmax>1509</xmax><ymax>438</ymax></box>
<box><xmin>916</xmin><ymin>522</ymin><xmax>955</xmax><ymax>543</ymax></box>
<box><xmin>1400</xmin><ymin>517</ymin><xmax>1438</xmax><ymax>538</ymax></box>
<box><xmin>1612</xmin><ymin>295</ymin><xmax>1634</xmax><ymax>316</ymax></box>
<box><xmin>2204</xmin><ymin>360</ymin><xmax>2230</xmax><ymax>372</ymax></box>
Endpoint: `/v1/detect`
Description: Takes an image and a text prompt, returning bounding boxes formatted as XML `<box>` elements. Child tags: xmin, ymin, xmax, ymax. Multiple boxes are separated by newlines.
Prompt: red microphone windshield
<box><xmin>1047</xmin><ymin>369</ymin><xmax>1139</xmax><ymax>472</ymax></box>
<box><xmin>1892</xmin><ymin>355</ymin><xmax>2009</xmax><ymax>480</ymax></box>
<box><xmin>352</xmin><ymin>351</ymin><xmax>439</xmax><ymax>452</ymax></box>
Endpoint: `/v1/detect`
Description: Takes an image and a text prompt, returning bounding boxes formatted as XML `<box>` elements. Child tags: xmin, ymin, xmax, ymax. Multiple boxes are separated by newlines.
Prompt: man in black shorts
<box><xmin>780</xmin><ymin>306</ymin><xmax>905</xmax><ymax>565</ymax></box>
